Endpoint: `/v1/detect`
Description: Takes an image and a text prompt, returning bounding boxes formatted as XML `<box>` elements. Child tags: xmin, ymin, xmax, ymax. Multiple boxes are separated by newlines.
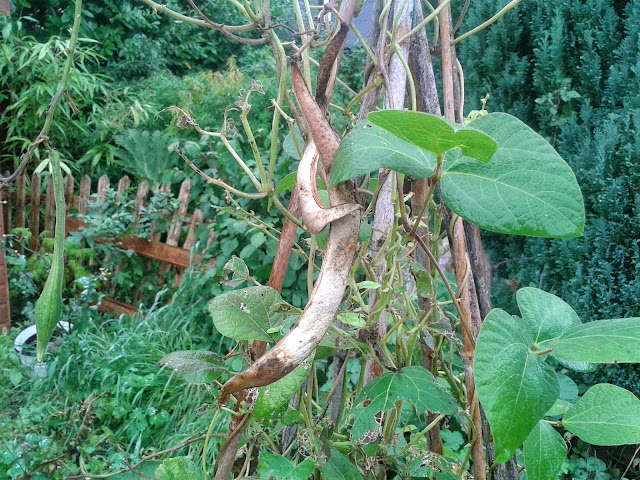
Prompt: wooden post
<box><xmin>116</xmin><ymin>176</ymin><xmax>130</xmax><ymax>197</ymax></box>
<box><xmin>29</xmin><ymin>174</ymin><xmax>41</xmax><ymax>251</ymax></box>
<box><xmin>78</xmin><ymin>175</ymin><xmax>91</xmax><ymax>215</ymax></box>
<box><xmin>2</xmin><ymin>172</ymin><xmax>10</xmax><ymax>235</ymax></box>
<box><xmin>175</xmin><ymin>208</ymin><xmax>204</xmax><ymax>284</ymax></box>
<box><xmin>0</xmin><ymin>189</ymin><xmax>11</xmax><ymax>332</ymax></box>
<box><xmin>159</xmin><ymin>179</ymin><xmax>191</xmax><ymax>275</ymax></box>
<box><xmin>0</xmin><ymin>0</ymin><xmax>10</xmax><ymax>17</ymax></box>
<box><xmin>97</xmin><ymin>175</ymin><xmax>109</xmax><ymax>203</ymax></box>
<box><xmin>133</xmin><ymin>181</ymin><xmax>150</xmax><ymax>231</ymax></box>
<box><xmin>64</xmin><ymin>175</ymin><xmax>74</xmax><ymax>215</ymax></box>
<box><xmin>150</xmin><ymin>183</ymin><xmax>171</xmax><ymax>241</ymax></box>
<box><xmin>16</xmin><ymin>175</ymin><xmax>26</xmax><ymax>229</ymax></box>
<box><xmin>44</xmin><ymin>175</ymin><xmax>55</xmax><ymax>235</ymax></box>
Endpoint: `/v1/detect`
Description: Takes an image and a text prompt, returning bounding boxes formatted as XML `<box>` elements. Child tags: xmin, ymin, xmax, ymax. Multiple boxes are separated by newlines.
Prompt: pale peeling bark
<box><xmin>298</xmin><ymin>143</ymin><xmax>361</xmax><ymax>235</ymax></box>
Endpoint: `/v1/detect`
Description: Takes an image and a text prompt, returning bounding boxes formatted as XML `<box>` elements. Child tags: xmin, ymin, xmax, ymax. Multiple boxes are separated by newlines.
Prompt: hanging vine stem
<box><xmin>140</xmin><ymin>0</ymin><xmax>255</xmax><ymax>32</ymax></box>
<box><xmin>202</xmin><ymin>408</ymin><xmax>222</xmax><ymax>480</ymax></box>
<box><xmin>186</xmin><ymin>0</ymin><xmax>266</xmax><ymax>44</ymax></box>
<box><xmin>238</xmin><ymin>89</ymin><xmax>270</xmax><ymax>186</ymax></box>
<box><xmin>173</xmin><ymin>147</ymin><xmax>267</xmax><ymax>200</ymax></box>
<box><xmin>31</xmin><ymin>0</ymin><xmax>85</xmax><ymax>362</ymax></box>
<box><xmin>390</xmin><ymin>41</ymin><xmax>417</xmax><ymax>111</ymax></box>
<box><xmin>397</xmin><ymin>0</ymin><xmax>450</xmax><ymax>45</ymax></box>
<box><xmin>452</xmin><ymin>0</ymin><xmax>524</xmax><ymax>45</ymax></box>
<box><xmin>451</xmin><ymin>0</ymin><xmax>470</xmax><ymax>35</ymax></box>
<box><xmin>162</xmin><ymin>106</ymin><xmax>264</xmax><ymax>191</ymax></box>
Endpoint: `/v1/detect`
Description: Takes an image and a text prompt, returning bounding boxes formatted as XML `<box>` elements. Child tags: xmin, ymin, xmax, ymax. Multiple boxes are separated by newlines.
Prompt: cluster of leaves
<box><xmin>3</xmin><ymin>230</ymin><xmax>96</xmax><ymax>322</ymax></box>
<box><xmin>67</xmin><ymin>185</ymin><xmax>201</xmax><ymax>306</ymax></box>
<box><xmin>0</xmin><ymin>17</ymin><xmax>155</xmax><ymax>172</ymax></box>
<box><xmin>460</xmin><ymin>0</ymin><xmax>640</xmax><ymax>397</ymax></box>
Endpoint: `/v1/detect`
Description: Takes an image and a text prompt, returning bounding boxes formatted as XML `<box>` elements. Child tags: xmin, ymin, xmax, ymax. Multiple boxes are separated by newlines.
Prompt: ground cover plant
<box><xmin>1</xmin><ymin>267</ymin><xmax>234</xmax><ymax>479</ymax></box>
<box><xmin>2</xmin><ymin>0</ymin><xmax>640</xmax><ymax>479</ymax></box>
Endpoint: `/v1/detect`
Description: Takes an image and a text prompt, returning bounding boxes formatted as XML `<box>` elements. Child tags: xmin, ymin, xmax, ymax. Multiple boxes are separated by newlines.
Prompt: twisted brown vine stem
<box><xmin>218</xmin><ymin>60</ymin><xmax>360</xmax><ymax>404</ymax></box>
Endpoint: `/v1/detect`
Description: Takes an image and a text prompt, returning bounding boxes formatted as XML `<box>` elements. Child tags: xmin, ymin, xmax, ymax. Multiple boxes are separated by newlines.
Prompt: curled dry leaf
<box><xmin>298</xmin><ymin>142</ymin><xmax>361</xmax><ymax>234</ymax></box>
<box><xmin>218</xmin><ymin>60</ymin><xmax>361</xmax><ymax>403</ymax></box>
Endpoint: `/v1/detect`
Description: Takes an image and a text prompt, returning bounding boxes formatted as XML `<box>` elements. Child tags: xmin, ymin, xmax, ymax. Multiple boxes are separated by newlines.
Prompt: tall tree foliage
<box><xmin>460</xmin><ymin>0</ymin><xmax>640</xmax><ymax>393</ymax></box>
<box><xmin>15</xmin><ymin>0</ymin><xmax>262</xmax><ymax>79</ymax></box>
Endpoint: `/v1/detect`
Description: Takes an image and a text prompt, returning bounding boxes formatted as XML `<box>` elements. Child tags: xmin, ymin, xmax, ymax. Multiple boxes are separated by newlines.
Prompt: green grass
<box><xmin>1</xmin><ymin>267</ymin><xmax>232</xmax><ymax>479</ymax></box>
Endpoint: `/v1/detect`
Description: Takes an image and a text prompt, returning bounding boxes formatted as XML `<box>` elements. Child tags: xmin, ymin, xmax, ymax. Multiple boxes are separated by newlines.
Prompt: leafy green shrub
<box><xmin>114</xmin><ymin>129</ymin><xmax>180</xmax><ymax>192</ymax></box>
<box><xmin>16</xmin><ymin>0</ymin><xmax>256</xmax><ymax>79</ymax></box>
<box><xmin>460</xmin><ymin>0</ymin><xmax>640</xmax><ymax>395</ymax></box>
<box><xmin>0</xmin><ymin>16</ymin><xmax>154</xmax><ymax>174</ymax></box>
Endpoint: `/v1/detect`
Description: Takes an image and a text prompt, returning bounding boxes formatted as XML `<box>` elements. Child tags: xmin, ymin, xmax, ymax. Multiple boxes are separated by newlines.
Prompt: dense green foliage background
<box><xmin>460</xmin><ymin>0</ymin><xmax>640</xmax><ymax>394</ymax></box>
<box><xmin>1</xmin><ymin>0</ymin><xmax>638</xmax><ymax>478</ymax></box>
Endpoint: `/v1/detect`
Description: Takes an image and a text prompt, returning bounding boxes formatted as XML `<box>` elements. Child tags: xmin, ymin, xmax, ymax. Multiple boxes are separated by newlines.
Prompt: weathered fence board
<box><xmin>3</xmin><ymin>173</ymin><xmax>215</xmax><ymax>325</ymax></box>
<box><xmin>44</xmin><ymin>175</ymin><xmax>55</xmax><ymax>233</ymax></box>
<box><xmin>78</xmin><ymin>175</ymin><xmax>90</xmax><ymax>215</ymax></box>
<box><xmin>28</xmin><ymin>174</ymin><xmax>41</xmax><ymax>251</ymax></box>
<box><xmin>15</xmin><ymin>175</ymin><xmax>26</xmax><ymax>229</ymax></box>
<box><xmin>65</xmin><ymin>218</ymin><xmax>203</xmax><ymax>268</ymax></box>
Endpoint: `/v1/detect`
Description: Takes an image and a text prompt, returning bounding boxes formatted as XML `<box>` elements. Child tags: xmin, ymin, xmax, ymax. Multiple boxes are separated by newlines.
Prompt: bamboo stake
<box><xmin>438</xmin><ymin>1</ymin><xmax>486</xmax><ymax>478</ymax></box>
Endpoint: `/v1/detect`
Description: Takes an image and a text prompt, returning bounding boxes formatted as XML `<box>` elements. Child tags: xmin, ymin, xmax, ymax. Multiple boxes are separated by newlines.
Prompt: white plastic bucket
<box><xmin>14</xmin><ymin>322</ymin><xmax>73</xmax><ymax>376</ymax></box>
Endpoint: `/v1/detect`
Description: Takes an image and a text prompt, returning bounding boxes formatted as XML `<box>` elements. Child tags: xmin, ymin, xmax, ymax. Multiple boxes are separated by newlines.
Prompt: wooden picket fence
<box><xmin>1</xmin><ymin>173</ymin><xmax>215</xmax><ymax>331</ymax></box>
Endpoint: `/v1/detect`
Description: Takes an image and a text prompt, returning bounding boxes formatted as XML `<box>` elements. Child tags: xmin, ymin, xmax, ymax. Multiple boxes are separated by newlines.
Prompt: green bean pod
<box><xmin>35</xmin><ymin>152</ymin><xmax>65</xmax><ymax>363</ymax></box>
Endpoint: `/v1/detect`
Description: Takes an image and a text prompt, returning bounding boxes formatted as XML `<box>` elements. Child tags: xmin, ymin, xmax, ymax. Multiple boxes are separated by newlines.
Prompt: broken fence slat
<box><xmin>78</xmin><ymin>175</ymin><xmax>91</xmax><ymax>215</ymax></box>
<box><xmin>44</xmin><ymin>175</ymin><xmax>55</xmax><ymax>235</ymax></box>
<box><xmin>65</xmin><ymin>217</ymin><xmax>202</xmax><ymax>268</ymax></box>
<box><xmin>97</xmin><ymin>297</ymin><xmax>139</xmax><ymax>317</ymax></box>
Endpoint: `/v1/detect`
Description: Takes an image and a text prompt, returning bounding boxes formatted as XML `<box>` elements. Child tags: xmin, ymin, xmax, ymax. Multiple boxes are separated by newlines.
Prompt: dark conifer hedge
<box><xmin>459</xmin><ymin>0</ymin><xmax>640</xmax><ymax>393</ymax></box>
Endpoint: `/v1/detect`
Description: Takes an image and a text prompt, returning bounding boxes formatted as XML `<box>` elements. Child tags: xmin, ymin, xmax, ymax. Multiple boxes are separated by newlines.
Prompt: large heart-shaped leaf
<box><xmin>546</xmin><ymin>374</ymin><xmax>580</xmax><ymax>417</ymax></box>
<box><xmin>441</xmin><ymin>113</ymin><xmax>585</xmax><ymax>238</ymax></box>
<box><xmin>516</xmin><ymin>287</ymin><xmax>581</xmax><ymax>346</ymax></box>
<box><xmin>319</xmin><ymin>448</ymin><xmax>364</xmax><ymax>480</ymax></box>
<box><xmin>367</xmin><ymin>110</ymin><xmax>498</xmax><ymax>161</ymax></box>
<box><xmin>551</xmin><ymin>317</ymin><xmax>640</xmax><ymax>363</ymax></box>
<box><xmin>209</xmin><ymin>286</ymin><xmax>284</xmax><ymax>342</ymax></box>
<box><xmin>254</xmin><ymin>354</ymin><xmax>314</xmax><ymax>422</ymax></box>
<box><xmin>257</xmin><ymin>453</ymin><xmax>315</xmax><ymax>480</ymax></box>
<box><xmin>158</xmin><ymin>350</ymin><xmax>226</xmax><ymax>384</ymax></box>
<box><xmin>351</xmin><ymin>366</ymin><xmax>456</xmax><ymax>441</ymax></box>
<box><xmin>474</xmin><ymin>309</ymin><xmax>559</xmax><ymax>463</ymax></box>
<box><xmin>523</xmin><ymin>421</ymin><xmax>567</xmax><ymax>480</ymax></box>
<box><xmin>564</xmin><ymin>384</ymin><xmax>640</xmax><ymax>445</ymax></box>
<box><xmin>331</xmin><ymin>122</ymin><xmax>436</xmax><ymax>187</ymax></box>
